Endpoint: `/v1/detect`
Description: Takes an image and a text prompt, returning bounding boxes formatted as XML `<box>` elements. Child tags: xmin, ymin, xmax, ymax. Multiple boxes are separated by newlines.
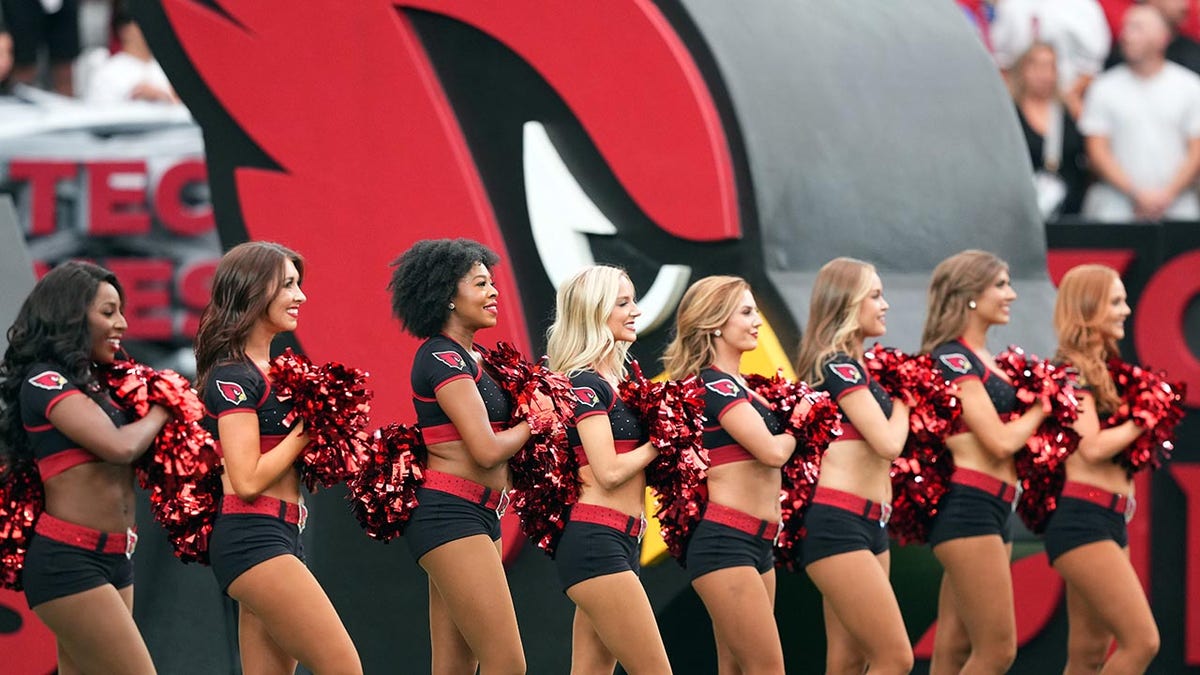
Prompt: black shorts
<box><xmin>1043</xmin><ymin>497</ymin><xmax>1128</xmax><ymax>564</ymax></box>
<box><xmin>1</xmin><ymin>0</ymin><xmax>80</xmax><ymax>65</ymax></box>
<box><xmin>209</xmin><ymin>513</ymin><xmax>304</xmax><ymax>594</ymax></box>
<box><xmin>685</xmin><ymin>519</ymin><xmax>774</xmax><ymax>580</ymax></box>
<box><xmin>22</xmin><ymin>533</ymin><xmax>134</xmax><ymax>608</ymax></box>
<box><xmin>405</xmin><ymin>487</ymin><xmax>501</xmax><ymax>562</ymax></box>
<box><xmin>928</xmin><ymin>484</ymin><xmax>1015</xmax><ymax>548</ymax></box>
<box><xmin>802</xmin><ymin>503</ymin><xmax>890</xmax><ymax>567</ymax></box>
<box><xmin>555</xmin><ymin>520</ymin><xmax>641</xmax><ymax>592</ymax></box>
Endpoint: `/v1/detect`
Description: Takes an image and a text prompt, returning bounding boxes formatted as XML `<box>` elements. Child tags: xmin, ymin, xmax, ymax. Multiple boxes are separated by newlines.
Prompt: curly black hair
<box><xmin>387</xmin><ymin>239</ymin><xmax>500</xmax><ymax>339</ymax></box>
<box><xmin>1</xmin><ymin>261</ymin><xmax>124</xmax><ymax>462</ymax></box>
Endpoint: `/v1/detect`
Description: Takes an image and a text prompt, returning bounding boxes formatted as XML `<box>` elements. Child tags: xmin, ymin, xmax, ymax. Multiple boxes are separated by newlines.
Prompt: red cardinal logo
<box><xmin>706</xmin><ymin>379</ymin><xmax>740</xmax><ymax>397</ymax></box>
<box><xmin>216</xmin><ymin>380</ymin><xmax>248</xmax><ymax>405</ymax></box>
<box><xmin>829</xmin><ymin>363</ymin><xmax>862</xmax><ymax>383</ymax></box>
<box><xmin>939</xmin><ymin>354</ymin><xmax>972</xmax><ymax>374</ymax></box>
<box><xmin>28</xmin><ymin>370</ymin><xmax>67</xmax><ymax>390</ymax></box>
<box><xmin>573</xmin><ymin>387</ymin><xmax>600</xmax><ymax>407</ymax></box>
<box><xmin>433</xmin><ymin>351</ymin><xmax>467</xmax><ymax>370</ymax></box>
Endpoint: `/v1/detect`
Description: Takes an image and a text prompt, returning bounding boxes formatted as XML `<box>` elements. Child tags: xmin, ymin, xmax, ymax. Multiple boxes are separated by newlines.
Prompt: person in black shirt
<box><xmin>195</xmin><ymin>242</ymin><xmax>361</xmax><ymax>675</ymax></box>
<box><xmin>1105</xmin><ymin>0</ymin><xmax>1200</xmax><ymax>75</ymax></box>
<box><xmin>0</xmin><ymin>262</ymin><xmax>168</xmax><ymax>674</ymax></box>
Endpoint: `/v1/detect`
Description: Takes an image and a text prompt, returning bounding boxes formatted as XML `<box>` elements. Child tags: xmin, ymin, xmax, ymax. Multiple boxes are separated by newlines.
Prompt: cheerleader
<box><xmin>388</xmin><ymin>238</ymin><xmax>538</xmax><ymax>675</ymax></box>
<box><xmin>545</xmin><ymin>265</ymin><xmax>671</xmax><ymax>675</ymax></box>
<box><xmin>1045</xmin><ymin>264</ymin><xmax>1159</xmax><ymax>673</ymax></box>
<box><xmin>921</xmin><ymin>250</ymin><xmax>1049</xmax><ymax>674</ymax></box>
<box><xmin>662</xmin><ymin>275</ymin><xmax>797</xmax><ymax>674</ymax></box>
<box><xmin>0</xmin><ymin>262</ymin><xmax>168</xmax><ymax>674</ymax></box>
<box><xmin>794</xmin><ymin>258</ymin><xmax>913</xmax><ymax>674</ymax></box>
<box><xmin>196</xmin><ymin>242</ymin><xmax>361</xmax><ymax>675</ymax></box>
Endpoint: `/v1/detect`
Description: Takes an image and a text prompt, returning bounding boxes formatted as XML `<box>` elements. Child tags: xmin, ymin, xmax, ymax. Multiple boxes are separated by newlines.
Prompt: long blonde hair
<box><xmin>1054</xmin><ymin>264</ymin><xmax>1121</xmax><ymax>414</ymax></box>
<box><xmin>795</xmin><ymin>258</ymin><xmax>876</xmax><ymax>387</ymax></box>
<box><xmin>920</xmin><ymin>250</ymin><xmax>1008</xmax><ymax>354</ymax></box>
<box><xmin>545</xmin><ymin>265</ymin><xmax>633</xmax><ymax>379</ymax></box>
<box><xmin>662</xmin><ymin>276</ymin><xmax>750</xmax><ymax>378</ymax></box>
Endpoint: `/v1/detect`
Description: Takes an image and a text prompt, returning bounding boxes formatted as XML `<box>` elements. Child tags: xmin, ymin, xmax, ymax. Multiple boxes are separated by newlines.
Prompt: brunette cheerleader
<box><xmin>545</xmin><ymin>265</ymin><xmax>672</xmax><ymax>675</ymax></box>
<box><xmin>196</xmin><ymin>242</ymin><xmax>361</xmax><ymax>674</ymax></box>
<box><xmin>795</xmin><ymin>258</ymin><xmax>913</xmax><ymax>674</ymax></box>
<box><xmin>1045</xmin><ymin>265</ymin><xmax>1159</xmax><ymax>673</ymax></box>
<box><xmin>662</xmin><ymin>275</ymin><xmax>797</xmax><ymax>674</ymax></box>
<box><xmin>0</xmin><ymin>262</ymin><xmax>169</xmax><ymax>674</ymax></box>
<box><xmin>922</xmin><ymin>250</ymin><xmax>1049</xmax><ymax>674</ymax></box>
<box><xmin>388</xmin><ymin>238</ymin><xmax>538</xmax><ymax>675</ymax></box>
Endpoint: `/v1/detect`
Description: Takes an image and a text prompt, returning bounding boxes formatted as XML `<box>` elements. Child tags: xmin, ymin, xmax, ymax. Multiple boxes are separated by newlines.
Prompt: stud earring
<box><xmin>713</xmin><ymin>329</ymin><xmax>722</xmax><ymax>337</ymax></box>
<box><xmin>968</xmin><ymin>300</ymin><xmax>977</xmax><ymax>310</ymax></box>
<box><xmin>448</xmin><ymin>302</ymin><xmax>456</xmax><ymax>310</ymax></box>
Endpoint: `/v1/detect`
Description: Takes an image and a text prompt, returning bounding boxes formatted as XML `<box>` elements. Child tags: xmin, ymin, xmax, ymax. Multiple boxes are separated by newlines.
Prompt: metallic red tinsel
<box><xmin>101</xmin><ymin>359</ymin><xmax>222</xmax><ymax>564</ymax></box>
<box><xmin>619</xmin><ymin>361</ymin><xmax>707</xmax><ymax>562</ymax></box>
<box><xmin>1105</xmin><ymin>358</ymin><xmax>1186</xmax><ymax>477</ymax></box>
<box><xmin>268</xmin><ymin>349</ymin><xmax>373</xmax><ymax>492</ymax></box>
<box><xmin>743</xmin><ymin>371</ymin><xmax>840</xmax><ymax>571</ymax></box>
<box><xmin>994</xmin><ymin>347</ymin><xmax>1081</xmax><ymax>534</ymax></box>
<box><xmin>478</xmin><ymin>342</ymin><xmax>579</xmax><ymax>556</ymax></box>
<box><xmin>346</xmin><ymin>424</ymin><xmax>426</xmax><ymax>541</ymax></box>
<box><xmin>0</xmin><ymin>457</ymin><xmax>43</xmax><ymax>590</ymax></box>
<box><xmin>864</xmin><ymin>345</ymin><xmax>962</xmax><ymax>545</ymax></box>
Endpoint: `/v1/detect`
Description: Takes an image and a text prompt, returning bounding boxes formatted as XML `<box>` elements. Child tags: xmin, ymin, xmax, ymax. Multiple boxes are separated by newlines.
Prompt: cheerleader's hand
<box><xmin>787</xmin><ymin>395</ymin><xmax>815</xmax><ymax>428</ymax></box>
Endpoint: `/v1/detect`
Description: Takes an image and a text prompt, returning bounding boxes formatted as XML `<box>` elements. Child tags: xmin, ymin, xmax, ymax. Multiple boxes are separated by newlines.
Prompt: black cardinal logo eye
<box><xmin>28</xmin><ymin>370</ymin><xmax>67</xmax><ymax>390</ymax></box>
<box><xmin>216</xmin><ymin>380</ymin><xmax>247</xmax><ymax>405</ymax></box>
<box><xmin>432</xmin><ymin>351</ymin><xmax>467</xmax><ymax>370</ymax></box>
<box><xmin>939</xmin><ymin>354</ymin><xmax>972</xmax><ymax>374</ymax></box>
<box><xmin>706</xmin><ymin>379</ymin><xmax>739</xmax><ymax>397</ymax></box>
<box><xmin>573</xmin><ymin>387</ymin><xmax>600</xmax><ymax>407</ymax></box>
<box><xmin>829</xmin><ymin>364</ymin><xmax>862</xmax><ymax>384</ymax></box>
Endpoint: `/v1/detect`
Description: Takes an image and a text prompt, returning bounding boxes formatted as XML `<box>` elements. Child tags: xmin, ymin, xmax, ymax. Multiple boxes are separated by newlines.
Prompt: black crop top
<box><xmin>931</xmin><ymin>340</ymin><xmax>1019</xmax><ymax>433</ymax></box>
<box><xmin>566</xmin><ymin>370</ymin><xmax>647</xmax><ymax>467</ymax></box>
<box><xmin>20</xmin><ymin>363</ymin><xmax>132</xmax><ymax>480</ymax></box>
<box><xmin>411</xmin><ymin>335</ymin><xmax>512</xmax><ymax>444</ymax></box>
<box><xmin>700</xmin><ymin>367</ymin><xmax>783</xmax><ymax>467</ymax></box>
<box><xmin>202</xmin><ymin>359</ymin><xmax>294</xmax><ymax>456</ymax></box>
<box><xmin>816</xmin><ymin>353</ymin><xmax>893</xmax><ymax>442</ymax></box>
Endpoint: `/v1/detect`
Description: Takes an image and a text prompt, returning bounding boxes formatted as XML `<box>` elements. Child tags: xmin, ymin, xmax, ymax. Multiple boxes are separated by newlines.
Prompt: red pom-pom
<box><xmin>993</xmin><ymin>347</ymin><xmax>1081</xmax><ymax>534</ymax></box>
<box><xmin>0</xmin><ymin>458</ymin><xmax>43</xmax><ymax>590</ymax></box>
<box><xmin>478</xmin><ymin>342</ymin><xmax>579</xmax><ymax>556</ymax></box>
<box><xmin>862</xmin><ymin>345</ymin><xmax>963</xmax><ymax>545</ymax></box>
<box><xmin>347</xmin><ymin>424</ymin><xmax>426</xmax><ymax>541</ymax></box>
<box><xmin>744</xmin><ymin>371</ymin><xmax>839</xmax><ymax>570</ymax></box>
<box><xmin>101</xmin><ymin>359</ymin><xmax>222</xmax><ymax>564</ymax></box>
<box><xmin>619</xmin><ymin>362</ymin><xmax>707</xmax><ymax>562</ymax></box>
<box><xmin>1105</xmin><ymin>358</ymin><xmax>1186</xmax><ymax>476</ymax></box>
<box><xmin>268</xmin><ymin>349</ymin><xmax>374</xmax><ymax>492</ymax></box>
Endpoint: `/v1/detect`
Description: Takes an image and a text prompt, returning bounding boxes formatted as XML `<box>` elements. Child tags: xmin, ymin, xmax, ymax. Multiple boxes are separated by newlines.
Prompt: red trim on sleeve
<box><xmin>833</xmin><ymin>383</ymin><xmax>867</xmax><ymax>401</ymax></box>
<box><xmin>949</xmin><ymin>373</ymin><xmax>982</xmax><ymax>386</ymax></box>
<box><xmin>43</xmin><ymin>389</ymin><xmax>83</xmax><ymax>417</ymax></box>
<box><xmin>22</xmin><ymin>421</ymin><xmax>53</xmax><ymax>432</ymax></box>
<box><xmin>216</xmin><ymin>408</ymin><xmax>257</xmax><ymax>419</ymax></box>
<box><xmin>574</xmin><ymin>409</ymin><xmax>609</xmax><ymax>422</ymax></box>
<box><xmin>432</xmin><ymin>373</ymin><xmax>474</xmax><ymax>392</ymax></box>
<box><xmin>717</xmin><ymin>397</ymin><xmax>749</xmax><ymax>420</ymax></box>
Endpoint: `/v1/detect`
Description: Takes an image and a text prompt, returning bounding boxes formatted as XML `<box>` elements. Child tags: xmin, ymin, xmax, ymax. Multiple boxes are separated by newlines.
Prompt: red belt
<box><xmin>951</xmin><ymin>467</ymin><xmax>1020</xmax><ymax>504</ymax></box>
<box><xmin>221</xmin><ymin>495</ymin><xmax>308</xmax><ymax>531</ymax></box>
<box><xmin>1061</xmin><ymin>481</ymin><xmax>1136</xmax><ymax>521</ymax></box>
<box><xmin>704</xmin><ymin>502</ymin><xmax>779</xmax><ymax>541</ymax></box>
<box><xmin>812</xmin><ymin>486</ymin><xmax>891</xmax><ymax>526</ymax></box>
<box><xmin>424</xmin><ymin>469</ymin><xmax>507</xmax><ymax>512</ymax></box>
<box><xmin>570</xmin><ymin>503</ymin><xmax>645</xmax><ymax>538</ymax></box>
<box><xmin>35</xmin><ymin>513</ymin><xmax>137</xmax><ymax>558</ymax></box>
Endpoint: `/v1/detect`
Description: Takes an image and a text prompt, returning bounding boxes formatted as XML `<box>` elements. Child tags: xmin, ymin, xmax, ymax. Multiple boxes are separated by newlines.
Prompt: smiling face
<box><xmin>855</xmin><ymin>272</ymin><xmax>888</xmax><ymax>338</ymax></box>
<box><xmin>260</xmin><ymin>258</ymin><xmax>306</xmax><ymax>335</ymax></box>
<box><xmin>717</xmin><ymin>288</ymin><xmax>762</xmax><ymax>354</ymax></box>
<box><xmin>88</xmin><ymin>282</ymin><xmax>127</xmax><ymax>364</ymax></box>
<box><xmin>451</xmin><ymin>262</ymin><xmax>499</xmax><ymax>331</ymax></box>
<box><xmin>605</xmin><ymin>274</ymin><xmax>640</xmax><ymax>343</ymax></box>
<box><xmin>1098</xmin><ymin>277</ymin><xmax>1131</xmax><ymax>341</ymax></box>
<box><xmin>974</xmin><ymin>268</ymin><xmax>1017</xmax><ymax>326</ymax></box>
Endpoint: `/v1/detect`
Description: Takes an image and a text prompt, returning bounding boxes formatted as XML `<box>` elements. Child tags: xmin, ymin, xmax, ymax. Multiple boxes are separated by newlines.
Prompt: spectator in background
<box><xmin>1080</xmin><ymin>5</ymin><xmax>1200</xmax><ymax>222</ymax></box>
<box><xmin>991</xmin><ymin>0</ymin><xmax>1112</xmax><ymax>119</ymax></box>
<box><xmin>1012</xmin><ymin>42</ymin><xmax>1091</xmax><ymax>217</ymax></box>
<box><xmin>1106</xmin><ymin>0</ymin><xmax>1200</xmax><ymax>74</ymax></box>
<box><xmin>0</xmin><ymin>29</ymin><xmax>13</xmax><ymax>94</ymax></box>
<box><xmin>83</xmin><ymin>7</ymin><xmax>176</xmax><ymax>104</ymax></box>
<box><xmin>1</xmin><ymin>0</ymin><xmax>80</xmax><ymax>95</ymax></box>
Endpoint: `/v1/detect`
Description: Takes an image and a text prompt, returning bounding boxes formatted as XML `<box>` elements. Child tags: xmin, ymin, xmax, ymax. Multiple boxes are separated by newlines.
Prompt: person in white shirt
<box><xmin>1080</xmin><ymin>5</ymin><xmax>1200</xmax><ymax>222</ymax></box>
<box><xmin>83</xmin><ymin>9</ymin><xmax>177</xmax><ymax>105</ymax></box>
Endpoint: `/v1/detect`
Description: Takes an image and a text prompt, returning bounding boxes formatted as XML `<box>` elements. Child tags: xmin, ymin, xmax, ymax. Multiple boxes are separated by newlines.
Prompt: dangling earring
<box><xmin>968</xmin><ymin>300</ymin><xmax>977</xmax><ymax>310</ymax></box>
<box><xmin>448</xmin><ymin>302</ymin><xmax>456</xmax><ymax>310</ymax></box>
<box><xmin>713</xmin><ymin>329</ymin><xmax>722</xmax><ymax>337</ymax></box>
